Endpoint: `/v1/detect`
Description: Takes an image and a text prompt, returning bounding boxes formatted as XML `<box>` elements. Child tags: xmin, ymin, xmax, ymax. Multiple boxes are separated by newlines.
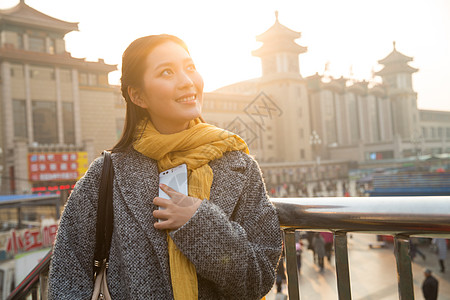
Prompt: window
<box><xmin>79</xmin><ymin>72</ymin><xmax>88</xmax><ymax>85</ymax></box>
<box><xmin>88</xmin><ymin>73</ymin><xmax>98</xmax><ymax>86</ymax></box>
<box><xmin>29</xmin><ymin>36</ymin><xmax>45</xmax><ymax>52</ymax></box>
<box><xmin>422</xmin><ymin>127</ymin><xmax>427</xmax><ymax>139</ymax></box>
<box><xmin>63</xmin><ymin>102</ymin><xmax>75</xmax><ymax>144</ymax></box>
<box><xmin>48</xmin><ymin>38</ymin><xmax>55</xmax><ymax>54</ymax></box>
<box><xmin>59</xmin><ymin>69</ymin><xmax>72</xmax><ymax>82</ymax></box>
<box><xmin>300</xmin><ymin>149</ymin><xmax>305</xmax><ymax>159</ymax></box>
<box><xmin>13</xmin><ymin>100</ymin><xmax>27</xmax><ymax>138</ymax></box>
<box><xmin>32</xmin><ymin>101</ymin><xmax>58</xmax><ymax>144</ymax></box>
<box><xmin>30</xmin><ymin>66</ymin><xmax>54</xmax><ymax>80</ymax></box>
<box><xmin>17</xmin><ymin>34</ymin><xmax>24</xmax><ymax>49</ymax></box>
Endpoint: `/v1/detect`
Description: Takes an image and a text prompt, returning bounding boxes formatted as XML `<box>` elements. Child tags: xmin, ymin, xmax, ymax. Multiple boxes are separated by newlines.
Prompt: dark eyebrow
<box><xmin>154</xmin><ymin>58</ymin><xmax>194</xmax><ymax>71</ymax></box>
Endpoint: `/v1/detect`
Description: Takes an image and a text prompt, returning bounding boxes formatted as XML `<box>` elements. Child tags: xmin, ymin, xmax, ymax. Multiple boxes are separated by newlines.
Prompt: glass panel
<box><xmin>63</xmin><ymin>102</ymin><xmax>75</xmax><ymax>144</ymax></box>
<box><xmin>13</xmin><ymin>99</ymin><xmax>27</xmax><ymax>138</ymax></box>
<box><xmin>88</xmin><ymin>73</ymin><xmax>98</xmax><ymax>86</ymax></box>
<box><xmin>32</xmin><ymin>101</ymin><xmax>58</xmax><ymax>144</ymax></box>
<box><xmin>29</xmin><ymin>36</ymin><xmax>45</xmax><ymax>52</ymax></box>
<box><xmin>48</xmin><ymin>38</ymin><xmax>55</xmax><ymax>54</ymax></box>
<box><xmin>79</xmin><ymin>73</ymin><xmax>88</xmax><ymax>85</ymax></box>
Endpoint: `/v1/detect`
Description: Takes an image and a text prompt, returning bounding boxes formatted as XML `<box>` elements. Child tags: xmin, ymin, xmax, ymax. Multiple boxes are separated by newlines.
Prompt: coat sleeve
<box><xmin>48</xmin><ymin>157</ymin><xmax>104</xmax><ymax>300</ymax></box>
<box><xmin>169</xmin><ymin>156</ymin><xmax>283</xmax><ymax>299</ymax></box>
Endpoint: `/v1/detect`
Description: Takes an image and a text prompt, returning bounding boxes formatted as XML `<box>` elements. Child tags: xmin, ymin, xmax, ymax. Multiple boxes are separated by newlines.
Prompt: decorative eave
<box><xmin>0</xmin><ymin>1</ymin><xmax>78</xmax><ymax>34</ymax></box>
<box><xmin>252</xmin><ymin>11</ymin><xmax>307</xmax><ymax>57</ymax></box>
<box><xmin>347</xmin><ymin>81</ymin><xmax>368</xmax><ymax>95</ymax></box>
<box><xmin>368</xmin><ymin>84</ymin><xmax>387</xmax><ymax>97</ymax></box>
<box><xmin>378</xmin><ymin>41</ymin><xmax>413</xmax><ymax>65</ymax></box>
<box><xmin>305</xmin><ymin>73</ymin><xmax>323</xmax><ymax>91</ymax></box>
<box><xmin>375</xmin><ymin>64</ymin><xmax>418</xmax><ymax>76</ymax></box>
<box><xmin>256</xmin><ymin>11</ymin><xmax>301</xmax><ymax>42</ymax></box>
<box><xmin>324</xmin><ymin>76</ymin><xmax>347</xmax><ymax>93</ymax></box>
<box><xmin>0</xmin><ymin>45</ymin><xmax>116</xmax><ymax>73</ymax></box>
<box><xmin>252</xmin><ymin>40</ymin><xmax>307</xmax><ymax>56</ymax></box>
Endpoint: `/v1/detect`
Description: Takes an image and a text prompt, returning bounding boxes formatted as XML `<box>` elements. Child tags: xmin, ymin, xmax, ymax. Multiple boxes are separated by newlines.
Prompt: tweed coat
<box><xmin>48</xmin><ymin>147</ymin><xmax>282</xmax><ymax>299</ymax></box>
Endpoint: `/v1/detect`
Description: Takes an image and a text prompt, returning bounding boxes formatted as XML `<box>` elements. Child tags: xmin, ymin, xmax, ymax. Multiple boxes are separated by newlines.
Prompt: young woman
<box><xmin>48</xmin><ymin>34</ymin><xmax>282</xmax><ymax>299</ymax></box>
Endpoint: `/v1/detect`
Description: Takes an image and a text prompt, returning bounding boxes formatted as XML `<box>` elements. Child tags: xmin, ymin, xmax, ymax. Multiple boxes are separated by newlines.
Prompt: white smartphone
<box><xmin>158</xmin><ymin>163</ymin><xmax>188</xmax><ymax>209</ymax></box>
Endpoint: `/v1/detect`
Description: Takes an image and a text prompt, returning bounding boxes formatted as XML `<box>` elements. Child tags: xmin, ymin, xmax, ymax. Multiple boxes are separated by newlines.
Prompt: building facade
<box><xmin>1</xmin><ymin>4</ymin><xmax>449</xmax><ymax>195</ymax></box>
<box><xmin>0</xmin><ymin>1</ymin><xmax>120</xmax><ymax>194</ymax></box>
<box><xmin>204</xmin><ymin>15</ymin><xmax>450</xmax><ymax>165</ymax></box>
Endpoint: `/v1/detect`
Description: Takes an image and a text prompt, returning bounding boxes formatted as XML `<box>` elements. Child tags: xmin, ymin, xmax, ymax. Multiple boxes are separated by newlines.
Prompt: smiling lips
<box><xmin>176</xmin><ymin>94</ymin><xmax>197</xmax><ymax>103</ymax></box>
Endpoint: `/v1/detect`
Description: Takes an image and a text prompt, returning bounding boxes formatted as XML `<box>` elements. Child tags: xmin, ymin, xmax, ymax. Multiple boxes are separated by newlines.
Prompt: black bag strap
<box><xmin>93</xmin><ymin>151</ymin><xmax>114</xmax><ymax>278</ymax></box>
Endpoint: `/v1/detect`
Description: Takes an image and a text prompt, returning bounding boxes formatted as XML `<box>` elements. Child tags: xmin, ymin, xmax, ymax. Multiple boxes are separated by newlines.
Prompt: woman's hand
<box><xmin>153</xmin><ymin>184</ymin><xmax>202</xmax><ymax>230</ymax></box>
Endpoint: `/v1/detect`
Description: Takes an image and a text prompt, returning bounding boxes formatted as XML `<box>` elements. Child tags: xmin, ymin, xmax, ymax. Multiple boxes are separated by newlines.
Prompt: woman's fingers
<box><xmin>153</xmin><ymin>200</ymin><xmax>203</xmax><ymax>230</ymax></box>
<box><xmin>153</xmin><ymin>196</ymin><xmax>172</xmax><ymax>208</ymax></box>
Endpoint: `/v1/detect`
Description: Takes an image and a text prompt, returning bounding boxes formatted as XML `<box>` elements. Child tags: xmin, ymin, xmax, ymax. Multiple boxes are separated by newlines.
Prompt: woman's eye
<box><xmin>187</xmin><ymin>65</ymin><xmax>196</xmax><ymax>71</ymax></box>
<box><xmin>161</xmin><ymin>69</ymin><xmax>173</xmax><ymax>76</ymax></box>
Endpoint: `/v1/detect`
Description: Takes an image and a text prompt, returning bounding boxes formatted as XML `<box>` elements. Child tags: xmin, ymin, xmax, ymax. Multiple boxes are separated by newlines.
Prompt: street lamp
<box><xmin>410</xmin><ymin>133</ymin><xmax>424</xmax><ymax>159</ymax></box>
<box><xmin>309</xmin><ymin>130</ymin><xmax>322</xmax><ymax>165</ymax></box>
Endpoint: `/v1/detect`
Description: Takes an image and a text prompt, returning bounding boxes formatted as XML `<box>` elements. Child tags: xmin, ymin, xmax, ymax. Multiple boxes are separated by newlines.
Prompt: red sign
<box><xmin>28</xmin><ymin>152</ymin><xmax>88</xmax><ymax>182</ymax></box>
<box><xmin>5</xmin><ymin>224</ymin><xmax>58</xmax><ymax>254</ymax></box>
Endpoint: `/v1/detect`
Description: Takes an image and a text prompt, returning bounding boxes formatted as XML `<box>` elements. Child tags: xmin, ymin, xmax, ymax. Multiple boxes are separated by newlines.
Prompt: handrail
<box><xmin>273</xmin><ymin>196</ymin><xmax>450</xmax><ymax>235</ymax></box>
<box><xmin>7</xmin><ymin>196</ymin><xmax>450</xmax><ymax>300</ymax></box>
<box><xmin>7</xmin><ymin>250</ymin><xmax>52</xmax><ymax>300</ymax></box>
<box><xmin>271</xmin><ymin>196</ymin><xmax>450</xmax><ymax>300</ymax></box>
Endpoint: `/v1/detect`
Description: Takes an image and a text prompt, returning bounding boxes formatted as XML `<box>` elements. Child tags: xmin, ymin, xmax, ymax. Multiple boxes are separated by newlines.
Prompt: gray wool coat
<box><xmin>48</xmin><ymin>147</ymin><xmax>282</xmax><ymax>299</ymax></box>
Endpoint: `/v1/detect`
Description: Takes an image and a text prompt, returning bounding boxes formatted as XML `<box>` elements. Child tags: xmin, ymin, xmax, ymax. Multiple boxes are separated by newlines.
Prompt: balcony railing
<box><xmin>273</xmin><ymin>196</ymin><xmax>450</xmax><ymax>300</ymax></box>
<box><xmin>7</xmin><ymin>196</ymin><xmax>450</xmax><ymax>300</ymax></box>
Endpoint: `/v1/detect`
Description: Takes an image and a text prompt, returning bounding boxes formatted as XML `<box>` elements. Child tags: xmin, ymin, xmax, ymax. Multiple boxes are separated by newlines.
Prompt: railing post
<box><xmin>334</xmin><ymin>231</ymin><xmax>352</xmax><ymax>300</ymax></box>
<box><xmin>394</xmin><ymin>235</ymin><xmax>415</xmax><ymax>300</ymax></box>
<box><xmin>284</xmin><ymin>230</ymin><xmax>300</xmax><ymax>300</ymax></box>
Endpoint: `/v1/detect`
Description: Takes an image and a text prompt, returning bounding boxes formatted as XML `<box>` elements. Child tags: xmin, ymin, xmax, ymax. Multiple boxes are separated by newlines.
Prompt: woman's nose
<box><xmin>177</xmin><ymin>71</ymin><xmax>194</xmax><ymax>89</ymax></box>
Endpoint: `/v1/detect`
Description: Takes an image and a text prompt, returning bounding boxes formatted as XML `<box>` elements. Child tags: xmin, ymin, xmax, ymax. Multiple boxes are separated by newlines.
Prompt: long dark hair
<box><xmin>111</xmin><ymin>34</ymin><xmax>191</xmax><ymax>152</ymax></box>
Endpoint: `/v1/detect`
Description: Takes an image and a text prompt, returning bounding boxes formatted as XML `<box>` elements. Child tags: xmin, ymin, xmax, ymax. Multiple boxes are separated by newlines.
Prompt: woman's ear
<box><xmin>128</xmin><ymin>86</ymin><xmax>148</xmax><ymax>109</ymax></box>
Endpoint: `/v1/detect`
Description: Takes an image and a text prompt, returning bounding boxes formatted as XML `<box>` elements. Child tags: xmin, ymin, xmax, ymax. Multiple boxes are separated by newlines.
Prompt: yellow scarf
<box><xmin>133</xmin><ymin>118</ymin><xmax>249</xmax><ymax>299</ymax></box>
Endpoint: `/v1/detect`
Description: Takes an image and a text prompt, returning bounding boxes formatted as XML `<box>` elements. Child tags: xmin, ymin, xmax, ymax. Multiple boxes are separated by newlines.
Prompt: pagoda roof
<box><xmin>0</xmin><ymin>0</ymin><xmax>78</xmax><ymax>34</ymax></box>
<box><xmin>375</xmin><ymin>63</ymin><xmax>418</xmax><ymax>76</ymax></box>
<box><xmin>252</xmin><ymin>11</ymin><xmax>307</xmax><ymax>57</ymax></box>
<box><xmin>0</xmin><ymin>44</ymin><xmax>116</xmax><ymax>73</ymax></box>
<box><xmin>252</xmin><ymin>40</ymin><xmax>307</xmax><ymax>56</ymax></box>
<box><xmin>378</xmin><ymin>41</ymin><xmax>413</xmax><ymax>65</ymax></box>
<box><xmin>256</xmin><ymin>12</ymin><xmax>301</xmax><ymax>42</ymax></box>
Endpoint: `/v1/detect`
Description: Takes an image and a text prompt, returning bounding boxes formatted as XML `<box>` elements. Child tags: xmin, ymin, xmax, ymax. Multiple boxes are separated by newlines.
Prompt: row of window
<box><xmin>422</xmin><ymin>126</ymin><xmax>450</xmax><ymax>139</ymax></box>
<box><xmin>13</xmin><ymin>99</ymin><xmax>75</xmax><ymax>145</ymax></box>
<box><xmin>15</xmin><ymin>32</ymin><xmax>58</xmax><ymax>54</ymax></box>
<box><xmin>8</xmin><ymin>64</ymin><xmax>104</xmax><ymax>87</ymax></box>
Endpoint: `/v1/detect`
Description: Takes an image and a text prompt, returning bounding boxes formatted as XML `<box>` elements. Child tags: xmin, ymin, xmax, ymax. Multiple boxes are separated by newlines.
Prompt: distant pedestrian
<box><xmin>422</xmin><ymin>269</ymin><xmax>438</xmax><ymax>300</ymax></box>
<box><xmin>276</xmin><ymin>254</ymin><xmax>286</xmax><ymax>294</ymax></box>
<box><xmin>313</xmin><ymin>233</ymin><xmax>326</xmax><ymax>272</ymax></box>
<box><xmin>296</xmin><ymin>242</ymin><xmax>302</xmax><ymax>274</ymax></box>
<box><xmin>433</xmin><ymin>238</ymin><xmax>447</xmax><ymax>273</ymax></box>
<box><xmin>410</xmin><ymin>237</ymin><xmax>426</xmax><ymax>262</ymax></box>
<box><xmin>321</xmin><ymin>232</ymin><xmax>334</xmax><ymax>262</ymax></box>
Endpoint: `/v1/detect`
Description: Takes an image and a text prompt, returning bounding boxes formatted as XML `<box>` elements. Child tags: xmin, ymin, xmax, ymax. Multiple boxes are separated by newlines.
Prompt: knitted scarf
<box><xmin>133</xmin><ymin>117</ymin><xmax>249</xmax><ymax>299</ymax></box>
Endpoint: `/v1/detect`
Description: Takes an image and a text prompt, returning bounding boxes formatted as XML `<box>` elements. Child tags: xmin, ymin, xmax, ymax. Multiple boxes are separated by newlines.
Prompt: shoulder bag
<box><xmin>92</xmin><ymin>151</ymin><xmax>114</xmax><ymax>300</ymax></box>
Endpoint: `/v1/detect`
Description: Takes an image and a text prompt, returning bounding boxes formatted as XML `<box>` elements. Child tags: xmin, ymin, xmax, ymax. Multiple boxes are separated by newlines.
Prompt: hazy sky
<box><xmin>2</xmin><ymin>0</ymin><xmax>450</xmax><ymax>111</ymax></box>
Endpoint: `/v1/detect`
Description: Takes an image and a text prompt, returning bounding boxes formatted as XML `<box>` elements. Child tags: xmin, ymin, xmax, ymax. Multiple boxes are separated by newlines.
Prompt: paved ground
<box><xmin>266</xmin><ymin>233</ymin><xmax>450</xmax><ymax>300</ymax></box>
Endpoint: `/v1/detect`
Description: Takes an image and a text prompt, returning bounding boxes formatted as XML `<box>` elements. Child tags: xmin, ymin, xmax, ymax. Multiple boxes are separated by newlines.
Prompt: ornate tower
<box><xmin>376</xmin><ymin>42</ymin><xmax>420</xmax><ymax>140</ymax></box>
<box><xmin>250</xmin><ymin>12</ymin><xmax>311</xmax><ymax>162</ymax></box>
<box><xmin>251</xmin><ymin>11</ymin><xmax>307</xmax><ymax>79</ymax></box>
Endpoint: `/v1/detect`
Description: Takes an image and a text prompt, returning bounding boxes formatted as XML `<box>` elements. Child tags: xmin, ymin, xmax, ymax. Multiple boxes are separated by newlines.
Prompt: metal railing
<box><xmin>7</xmin><ymin>196</ymin><xmax>450</xmax><ymax>299</ymax></box>
<box><xmin>273</xmin><ymin>196</ymin><xmax>450</xmax><ymax>300</ymax></box>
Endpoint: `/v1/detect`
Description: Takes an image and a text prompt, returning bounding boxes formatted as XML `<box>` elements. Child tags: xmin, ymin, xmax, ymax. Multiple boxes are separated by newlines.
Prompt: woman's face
<box><xmin>135</xmin><ymin>41</ymin><xmax>204</xmax><ymax>134</ymax></box>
